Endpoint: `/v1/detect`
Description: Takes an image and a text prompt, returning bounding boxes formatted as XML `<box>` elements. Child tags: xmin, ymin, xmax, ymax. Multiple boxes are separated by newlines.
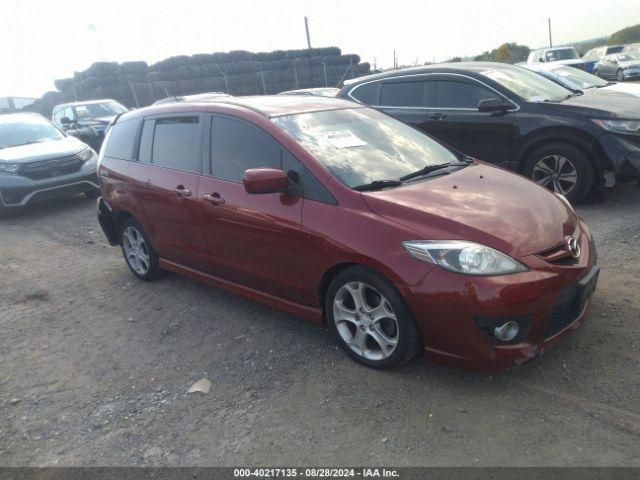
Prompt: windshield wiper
<box><xmin>399</xmin><ymin>162</ymin><xmax>464</xmax><ymax>182</ymax></box>
<box><xmin>353</xmin><ymin>179</ymin><xmax>402</xmax><ymax>191</ymax></box>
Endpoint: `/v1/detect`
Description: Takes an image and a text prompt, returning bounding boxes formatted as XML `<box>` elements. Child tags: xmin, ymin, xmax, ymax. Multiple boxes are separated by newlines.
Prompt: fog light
<box><xmin>493</xmin><ymin>321</ymin><xmax>520</xmax><ymax>342</ymax></box>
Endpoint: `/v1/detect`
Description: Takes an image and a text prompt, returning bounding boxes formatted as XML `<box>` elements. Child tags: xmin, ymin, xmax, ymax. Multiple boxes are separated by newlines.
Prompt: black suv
<box><xmin>52</xmin><ymin>99</ymin><xmax>128</xmax><ymax>151</ymax></box>
<box><xmin>338</xmin><ymin>62</ymin><xmax>640</xmax><ymax>202</ymax></box>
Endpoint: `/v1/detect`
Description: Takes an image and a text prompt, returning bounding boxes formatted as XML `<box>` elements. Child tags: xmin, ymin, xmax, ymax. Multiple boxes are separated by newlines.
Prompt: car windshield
<box><xmin>75</xmin><ymin>101</ymin><xmax>127</xmax><ymax>120</ymax></box>
<box><xmin>0</xmin><ymin>114</ymin><xmax>64</xmax><ymax>149</ymax></box>
<box><xmin>550</xmin><ymin>66</ymin><xmax>608</xmax><ymax>89</ymax></box>
<box><xmin>273</xmin><ymin>107</ymin><xmax>462</xmax><ymax>188</ymax></box>
<box><xmin>471</xmin><ymin>65</ymin><xmax>572</xmax><ymax>102</ymax></box>
<box><xmin>546</xmin><ymin>49</ymin><xmax>578</xmax><ymax>61</ymax></box>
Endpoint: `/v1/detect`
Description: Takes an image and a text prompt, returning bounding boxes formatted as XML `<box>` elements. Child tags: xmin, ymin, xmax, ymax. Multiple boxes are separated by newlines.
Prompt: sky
<box><xmin>2</xmin><ymin>0</ymin><xmax>640</xmax><ymax>98</ymax></box>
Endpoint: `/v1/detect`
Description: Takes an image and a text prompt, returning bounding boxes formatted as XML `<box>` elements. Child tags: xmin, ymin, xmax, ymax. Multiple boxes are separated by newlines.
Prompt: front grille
<box><xmin>19</xmin><ymin>154</ymin><xmax>84</xmax><ymax>180</ymax></box>
<box><xmin>546</xmin><ymin>299</ymin><xmax>577</xmax><ymax>338</ymax></box>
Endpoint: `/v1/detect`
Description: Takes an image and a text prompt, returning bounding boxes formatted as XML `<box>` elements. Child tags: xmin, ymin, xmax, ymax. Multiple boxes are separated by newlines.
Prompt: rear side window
<box><xmin>380</xmin><ymin>81</ymin><xmax>426</xmax><ymax>107</ymax></box>
<box><xmin>152</xmin><ymin>116</ymin><xmax>201</xmax><ymax>172</ymax></box>
<box><xmin>211</xmin><ymin>116</ymin><xmax>281</xmax><ymax>181</ymax></box>
<box><xmin>350</xmin><ymin>82</ymin><xmax>380</xmax><ymax>105</ymax></box>
<box><xmin>434</xmin><ymin>81</ymin><xmax>500</xmax><ymax>109</ymax></box>
<box><xmin>103</xmin><ymin>118</ymin><xmax>140</xmax><ymax>161</ymax></box>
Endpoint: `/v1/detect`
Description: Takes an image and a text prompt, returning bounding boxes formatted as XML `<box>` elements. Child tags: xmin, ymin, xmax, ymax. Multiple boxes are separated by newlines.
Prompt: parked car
<box><xmin>582</xmin><ymin>45</ymin><xmax>625</xmax><ymax>65</ymax></box>
<box><xmin>527</xmin><ymin>47</ymin><xmax>590</xmax><ymax>71</ymax></box>
<box><xmin>0</xmin><ymin>113</ymin><xmax>99</xmax><ymax>217</ymax></box>
<box><xmin>52</xmin><ymin>99</ymin><xmax>128</xmax><ymax>151</ymax></box>
<box><xmin>524</xmin><ymin>63</ymin><xmax>640</xmax><ymax>98</ymax></box>
<box><xmin>338</xmin><ymin>62</ymin><xmax>640</xmax><ymax>201</ymax></box>
<box><xmin>278</xmin><ymin>87</ymin><xmax>340</xmax><ymax>97</ymax></box>
<box><xmin>96</xmin><ymin>96</ymin><xmax>598</xmax><ymax>372</ymax></box>
<box><xmin>593</xmin><ymin>53</ymin><xmax>640</xmax><ymax>81</ymax></box>
<box><xmin>623</xmin><ymin>43</ymin><xmax>640</xmax><ymax>53</ymax></box>
<box><xmin>152</xmin><ymin>92</ymin><xmax>232</xmax><ymax>105</ymax></box>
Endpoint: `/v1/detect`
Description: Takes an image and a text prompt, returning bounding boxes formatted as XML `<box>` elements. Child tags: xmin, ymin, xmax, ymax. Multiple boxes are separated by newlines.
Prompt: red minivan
<box><xmin>97</xmin><ymin>96</ymin><xmax>599</xmax><ymax>371</ymax></box>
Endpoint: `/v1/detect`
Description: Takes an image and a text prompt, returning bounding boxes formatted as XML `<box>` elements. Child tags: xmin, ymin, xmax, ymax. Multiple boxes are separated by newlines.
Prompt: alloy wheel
<box><xmin>122</xmin><ymin>226</ymin><xmax>150</xmax><ymax>275</ymax></box>
<box><xmin>333</xmin><ymin>281</ymin><xmax>399</xmax><ymax>361</ymax></box>
<box><xmin>531</xmin><ymin>155</ymin><xmax>578</xmax><ymax>196</ymax></box>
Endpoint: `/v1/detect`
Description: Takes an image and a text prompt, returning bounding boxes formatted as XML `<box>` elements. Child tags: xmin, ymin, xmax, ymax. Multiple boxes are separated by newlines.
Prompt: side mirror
<box><xmin>243</xmin><ymin>168</ymin><xmax>289</xmax><ymax>195</ymax></box>
<box><xmin>478</xmin><ymin>98</ymin><xmax>513</xmax><ymax>113</ymax></box>
<box><xmin>60</xmin><ymin>117</ymin><xmax>71</xmax><ymax>127</ymax></box>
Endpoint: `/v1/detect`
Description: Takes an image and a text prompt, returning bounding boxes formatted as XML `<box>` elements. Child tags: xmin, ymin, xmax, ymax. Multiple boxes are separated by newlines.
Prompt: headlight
<box><xmin>402</xmin><ymin>240</ymin><xmax>527</xmax><ymax>275</ymax></box>
<box><xmin>592</xmin><ymin>119</ymin><xmax>640</xmax><ymax>135</ymax></box>
<box><xmin>0</xmin><ymin>163</ymin><xmax>21</xmax><ymax>175</ymax></box>
<box><xmin>76</xmin><ymin>148</ymin><xmax>96</xmax><ymax>162</ymax></box>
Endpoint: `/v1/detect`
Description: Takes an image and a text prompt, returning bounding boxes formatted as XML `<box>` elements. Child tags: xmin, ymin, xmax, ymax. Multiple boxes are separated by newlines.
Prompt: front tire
<box><xmin>616</xmin><ymin>69</ymin><xmax>625</xmax><ymax>82</ymax></box>
<box><xmin>325</xmin><ymin>266</ymin><xmax>420</xmax><ymax>369</ymax></box>
<box><xmin>523</xmin><ymin>142</ymin><xmax>595</xmax><ymax>203</ymax></box>
<box><xmin>120</xmin><ymin>218</ymin><xmax>162</xmax><ymax>281</ymax></box>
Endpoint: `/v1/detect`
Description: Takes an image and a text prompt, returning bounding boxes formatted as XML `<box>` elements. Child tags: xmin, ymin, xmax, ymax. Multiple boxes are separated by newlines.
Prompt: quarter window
<box><xmin>434</xmin><ymin>81</ymin><xmax>500</xmax><ymax>109</ymax></box>
<box><xmin>350</xmin><ymin>82</ymin><xmax>380</xmax><ymax>105</ymax></box>
<box><xmin>380</xmin><ymin>81</ymin><xmax>426</xmax><ymax>107</ymax></box>
<box><xmin>151</xmin><ymin>116</ymin><xmax>201</xmax><ymax>172</ymax></box>
<box><xmin>103</xmin><ymin>118</ymin><xmax>141</xmax><ymax>161</ymax></box>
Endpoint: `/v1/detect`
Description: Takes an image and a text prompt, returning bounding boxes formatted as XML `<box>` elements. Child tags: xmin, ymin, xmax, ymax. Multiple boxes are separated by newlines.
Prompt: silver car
<box><xmin>0</xmin><ymin>113</ymin><xmax>99</xmax><ymax>217</ymax></box>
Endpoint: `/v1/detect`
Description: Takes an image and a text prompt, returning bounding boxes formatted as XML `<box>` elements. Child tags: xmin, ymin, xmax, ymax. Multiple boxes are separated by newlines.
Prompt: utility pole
<box><xmin>393</xmin><ymin>50</ymin><xmax>397</xmax><ymax>69</ymax></box>
<box><xmin>304</xmin><ymin>17</ymin><xmax>312</xmax><ymax>49</ymax></box>
<box><xmin>548</xmin><ymin>17</ymin><xmax>553</xmax><ymax>47</ymax></box>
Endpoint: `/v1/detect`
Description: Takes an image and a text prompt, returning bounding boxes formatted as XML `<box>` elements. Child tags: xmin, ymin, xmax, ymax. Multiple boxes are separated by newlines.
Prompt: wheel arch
<box><xmin>516</xmin><ymin>131</ymin><xmax>603</xmax><ymax>175</ymax></box>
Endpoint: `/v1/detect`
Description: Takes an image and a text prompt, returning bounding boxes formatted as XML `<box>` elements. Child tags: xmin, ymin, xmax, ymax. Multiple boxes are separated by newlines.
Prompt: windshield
<box><xmin>550</xmin><ymin>66</ymin><xmax>608</xmax><ymax>89</ymax></box>
<box><xmin>471</xmin><ymin>65</ymin><xmax>572</xmax><ymax>102</ymax></box>
<box><xmin>546</xmin><ymin>49</ymin><xmax>578</xmax><ymax>61</ymax></box>
<box><xmin>0</xmin><ymin>114</ymin><xmax>64</xmax><ymax>149</ymax></box>
<box><xmin>273</xmin><ymin>108</ymin><xmax>461</xmax><ymax>188</ymax></box>
<box><xmin>75</xmin><ymin>101</ymin><xmax>127</xmax><ymax>120</ymax></box>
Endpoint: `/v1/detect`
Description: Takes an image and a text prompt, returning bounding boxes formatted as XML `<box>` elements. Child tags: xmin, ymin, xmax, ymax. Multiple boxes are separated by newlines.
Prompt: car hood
<box><xmin>549</xmin><ymin>59</ymin><xmax>585</xmax><ymax>67</ymax></box>
<box><xmin>602</xmin><ymin>83</ymin><xmax>640</xmax><ymax>97</ymax></box>
<box><xmin>619</xmin><ymin>60</ymin><xmax>640</xmax><ymax>69</ymax></box>
<box><xmin>544</xmin><ymin>89</ymin><xmax>640</xmax><ymax>119</ymax></box>
<box><xmin>0</xmin><ymin>135</ymin><xmax>87</xmax><ymax>163</ymax></box>
<box><xmin>361</xmin><ymin>163</ymin><xmax>577</xmax><ymax>257</ymax></box>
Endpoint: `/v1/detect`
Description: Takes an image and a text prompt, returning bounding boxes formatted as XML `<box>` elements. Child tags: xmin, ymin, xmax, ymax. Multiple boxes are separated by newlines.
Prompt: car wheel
<box><xmin>593</xmin><ymin>69</ymin><xmax>599</xmax><ymax>77</ymax></box>
<box><xmin>325</xmin><ymin>266</ymin><xmax>421</xmax><ymax>369</ymax></box>
<box><xmin>523</xmin><ymin>143</ymin><xmax>595</xmax><ymax>203</ymax></box>
<box><xmin>616</xmin><ymin>69</ymin><xmax>625</xmax><ymax>82</ymax></box>
<box><xmin>84</xmin><ymin>189</ymin><xmax>99</xmax><ymax>199</ymax></box>
<box><xmin>120</xmin><ymin>218</ymin><xmax>162</xmax><ymax>281</ymax></box>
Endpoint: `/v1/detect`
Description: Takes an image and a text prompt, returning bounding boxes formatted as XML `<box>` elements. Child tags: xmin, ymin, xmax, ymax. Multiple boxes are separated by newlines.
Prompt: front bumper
<box><xmin>406</xmin><ymin>221</ymin><xmax>598</xmax><ymax>372</ymax></box>
<box><xmin>0</xmin><ymin>161</ymin><xmax>99</xmax><ymax>208</ymax></box>
<box><xmin>597</xmin><ymin>132</ymin><xmax>640</xmax><ymax>179</ymax></box>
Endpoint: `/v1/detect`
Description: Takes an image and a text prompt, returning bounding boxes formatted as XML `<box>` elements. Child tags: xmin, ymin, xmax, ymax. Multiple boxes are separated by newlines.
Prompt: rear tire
<box><xmin>523</xmin><ymin>142</ymin><xmax>595</xmax><ymax>203</ymax></box>
<box><xmin>119</xmin><ymin>217</ymin><xmax>163</xmax><ymax>281</ymax></box>
<box><xmin>325</xmin><ymin>266</ymin><xmax>421</xmax><ymax>369</ymax></box>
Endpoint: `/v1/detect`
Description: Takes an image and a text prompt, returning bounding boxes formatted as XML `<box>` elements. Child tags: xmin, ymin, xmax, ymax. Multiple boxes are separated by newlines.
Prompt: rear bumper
<box><xmin>0</xmin><ymin>168</ymin><xmax>99</xmax><ymax>208</ymax></box>
<box><xmin>598</xmin><ymin>132</ymin><xmax>640</xmax><ymax>178</ymax></box>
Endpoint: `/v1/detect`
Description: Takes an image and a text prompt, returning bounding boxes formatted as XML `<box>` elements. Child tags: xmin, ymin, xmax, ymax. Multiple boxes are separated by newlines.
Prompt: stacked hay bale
<box><xmin>29</xmin><ymin>47</ymin><xmax>370</xmax><ymax>116</ymax></box>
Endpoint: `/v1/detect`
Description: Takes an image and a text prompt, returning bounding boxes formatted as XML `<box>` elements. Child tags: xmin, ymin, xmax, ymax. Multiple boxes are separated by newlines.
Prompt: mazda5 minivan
<box><xmin>97</xmin><ymin>96</ymin><xmax>598</xmax><ymax>372</ymax></box>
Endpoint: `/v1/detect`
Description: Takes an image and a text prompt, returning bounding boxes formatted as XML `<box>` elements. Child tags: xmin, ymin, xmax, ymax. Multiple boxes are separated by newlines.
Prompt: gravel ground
<box><xmin>0</xmin><ymin>183</ymin><xmax>639</xmax><ymax>467</ymax></box>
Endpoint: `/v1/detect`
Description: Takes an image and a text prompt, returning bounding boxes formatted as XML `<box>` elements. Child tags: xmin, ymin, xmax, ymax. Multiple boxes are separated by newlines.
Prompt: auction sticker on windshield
<box><xmin>323</xmin><ymin>130</ymin><xmax>367</xmax><ymax>149</ymax></box>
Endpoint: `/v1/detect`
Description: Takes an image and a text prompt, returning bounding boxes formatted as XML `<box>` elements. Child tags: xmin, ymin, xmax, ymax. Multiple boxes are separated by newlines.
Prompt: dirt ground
<box><xmin>1</xmin><ymin>183</ymin><xmax>639</xmax><ymax>467</ymax></box>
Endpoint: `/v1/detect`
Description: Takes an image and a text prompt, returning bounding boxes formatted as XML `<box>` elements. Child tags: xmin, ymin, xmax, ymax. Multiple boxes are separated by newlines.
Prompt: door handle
<box><xmin>173</xmin><ymin>185</ymin><xmax>192</xmax><ymax>197</ymax></box>
<box><xmin>203</xmin><ymin>193</ymin><xmax>225</xmax><ymax>205</ymax></box>
<box><xmin>430</xmin><ymin>112</ymin><xmax>447</xmax><ymax>120</ymax></box>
